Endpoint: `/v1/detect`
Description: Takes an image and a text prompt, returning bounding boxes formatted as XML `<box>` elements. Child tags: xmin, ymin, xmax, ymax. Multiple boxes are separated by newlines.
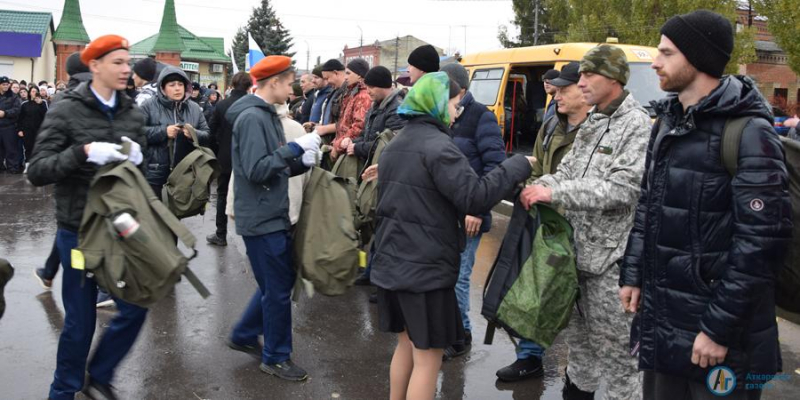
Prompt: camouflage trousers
<box><xmin>564</xmin><ymin>266</ymin><xmax>641</xmax><ymax>400</ymax></box>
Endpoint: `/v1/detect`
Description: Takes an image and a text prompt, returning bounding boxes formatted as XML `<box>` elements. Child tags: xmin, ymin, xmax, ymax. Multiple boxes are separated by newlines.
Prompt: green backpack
<box><xmin>355</xmin><ymin>129</ymin><xmax>397</xmax><ymax>245</ymax></box>
<box><xmin>330</xmin><ymin>153</ymin><xmax>365</xmax><ymax>182</ymax></box>
<box><xmin>162</xmin><ymin>125</ymin><xmax>220</xmax><ymax>219</ymax></box>
<box><xmin>720</xmin><ymin>117</ymin><xmax>800</xmax><ymax>313</ymax></box>
<box><xmin>78</xmin><ymin>160</ymin><xmax>210</xmax><ymax>308</ymax></box>
<box><xmin>482</xmin><ymin>202</ymin><xmax>578</xmax><ymax>348</ymax></box>
<box><xmin>293</xmin><ymin>167</ymin><xmax>360</xmax><ymax>297</ymax></box>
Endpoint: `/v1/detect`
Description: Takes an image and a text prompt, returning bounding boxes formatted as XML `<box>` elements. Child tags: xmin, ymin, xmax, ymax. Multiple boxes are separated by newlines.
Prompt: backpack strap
<box><xmin>541</xmin><ymin>115</ymin><xmax>559</xmax><ymax>153</ymax></box>
<box><xmin>185</xmin><ymin>124</ymin><xmax>201</xmax><ymax>149</ymax></box>
<box><xmin>720</xmin><ymin>117</ymin><xmax>753</xmax><ymax>176</ymax></box>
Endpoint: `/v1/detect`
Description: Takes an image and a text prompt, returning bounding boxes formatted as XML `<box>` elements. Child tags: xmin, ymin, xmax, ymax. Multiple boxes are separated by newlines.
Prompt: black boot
<box><xmin>496</xmin><ymin>355</ymin><xmax>544</xmax><ymax>382</ymax></box>
<box><xmin>443</xmin><ymin>331</ymin><xmax>473</xmax><ymax>361</ymax></box>
<box><xmin>562</xmin><ymin>370</ymin><xmax>595</xmax><ymax>400</ymax></box>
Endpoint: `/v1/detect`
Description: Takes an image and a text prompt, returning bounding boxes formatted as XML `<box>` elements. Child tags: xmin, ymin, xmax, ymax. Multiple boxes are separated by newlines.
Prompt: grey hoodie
<box><xmin>140</xmin><ymin>66</ymin><xmax>210</xmax><ymax>187</ymax></box>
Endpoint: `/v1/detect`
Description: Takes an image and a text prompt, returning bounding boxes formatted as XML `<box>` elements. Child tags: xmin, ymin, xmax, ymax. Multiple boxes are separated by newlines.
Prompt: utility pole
<box><xmin>304</xmin><ymin>40</ymin><xmax>310</xmax><ymax>72</ymax></box>
<box><xmin>394</xmin><ymin>35</ymin><xmax>399</xmax><ymax>80</ymax></box>
<box><xmin>533</xmin><ymin>0</ymin><xmax>540</xmax><ymax>46</ymax></box>
<box><xmin>463</xmin><ymin>25</ymin><xmax>467</xmax><ymax>55</ymax></box>
<box><xmin>358</xmin><ymin>26</ymin><xmax>364</xmax><ymax>57</ymax></box>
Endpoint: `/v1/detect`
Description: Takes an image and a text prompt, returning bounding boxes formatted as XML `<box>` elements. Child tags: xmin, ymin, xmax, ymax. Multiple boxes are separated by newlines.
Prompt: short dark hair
<box><xmin>38</xmin><ymin>80</ymin><xmax>48</xmax><ymax>86</ymax></box>
<box><xmin>231</xmin><ymin>72</ymin><xmax>252</xmax><ymax>91</ymax></box>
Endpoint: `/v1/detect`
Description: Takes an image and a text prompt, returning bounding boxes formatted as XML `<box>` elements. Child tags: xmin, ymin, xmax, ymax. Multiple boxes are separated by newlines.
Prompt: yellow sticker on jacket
<box><xmin>71</xmin><ymin>249</ymin><xmax>85</xmax><ymax>270</ymax></box>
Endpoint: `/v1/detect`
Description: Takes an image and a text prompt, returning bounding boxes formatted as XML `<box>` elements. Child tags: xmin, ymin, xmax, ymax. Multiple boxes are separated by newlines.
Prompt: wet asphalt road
<box><xmin>1</xmin><ymin>172</ymin><xmax>799</xmax><ymax>400</ymax></box>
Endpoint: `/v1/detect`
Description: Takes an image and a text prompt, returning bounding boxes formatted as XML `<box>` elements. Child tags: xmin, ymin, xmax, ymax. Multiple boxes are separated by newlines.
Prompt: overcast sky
<box><xmin>4</xmin><ymin>0</ymin><xmax>516</xmax><ymax>68</ymax></box>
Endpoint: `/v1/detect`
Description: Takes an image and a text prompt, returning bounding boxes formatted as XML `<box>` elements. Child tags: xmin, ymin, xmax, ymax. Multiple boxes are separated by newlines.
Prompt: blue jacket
<box><xmin>227</xmin><ymin>95</ymin><xmax>307</xmax><ymax>236</ymax></box>
<box><xmin>451</xmin><ymin>92</ymin><xmax>506</xmax><ymax>232</ymax></box>
<box><xmin>310</xmin><ymin>86</ymin><xmax>332</xmax><ymax>124</ymax></box>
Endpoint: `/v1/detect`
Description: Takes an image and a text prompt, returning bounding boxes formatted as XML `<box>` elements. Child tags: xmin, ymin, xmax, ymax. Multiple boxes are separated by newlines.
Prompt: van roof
<box><xmin>460</xmin><ymin>42</ymin><xmax>657</xmax><ymax>67</ymax></box>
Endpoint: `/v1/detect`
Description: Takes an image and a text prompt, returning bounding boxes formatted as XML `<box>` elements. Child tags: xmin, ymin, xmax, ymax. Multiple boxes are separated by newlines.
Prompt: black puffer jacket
<box><xmin>0</xmin><ymin>89</ymin><xmax>22</xmax><ymax>135</ymax></box>
<box><xmin>352</xmin><ymin>89</ymin><xmax>406</xmax><ymax>160</ymax></box>
<box><xmin>371</xmin><ymin>115</ymin><xmax>531</xmax><ymax>293</ymax></box>
<box><xmin>27</xmin><ymin>82</ymin><xmax>146</xmax><ymax>231</ymax></box>
<box><xmin>140</xmin><ymin>66</ymin><xmax>210</xmax><ymax>186</ymax></box>
<box><xmin>620</xmin><ymin>76</ymin><xmax>792</xmax><ymax>383</ymax></box>
<box><xmin>208</xmin><ymin>89</ymin><xmax>247</xmax><ymax>173</ymax></box>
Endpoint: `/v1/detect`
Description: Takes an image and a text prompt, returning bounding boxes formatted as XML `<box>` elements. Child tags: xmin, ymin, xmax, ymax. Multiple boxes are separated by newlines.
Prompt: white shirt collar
<box><xmin>90</xmin><ymin>85</ymin><xmax>117</xmax><ymax>108</ymax></box>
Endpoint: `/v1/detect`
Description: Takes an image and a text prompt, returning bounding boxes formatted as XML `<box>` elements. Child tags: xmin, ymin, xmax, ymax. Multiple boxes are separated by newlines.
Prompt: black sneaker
<box><xmin>443</xmin><ymin>331</ymin><xmax>472</xmax><ymax>361</ymax></box>
<box><xmin>227</xmin><ymin>339</ymin><xmax>261</xmax><ymax>358</ymax></box>
<box><xmin>33</xmin><ymin>268</ymin><xmax>53</xmax><ymax>291</ymax></box>
<box><xmin>353</xmin><ymin>273</ymin><xmax>372</xmax><ymax>286</ymax></box>
<box><xmin>82</xmin><ymin>377</ymin><xmax>118</xmax><ymax>400</ymax></box>
<box><xmin>496</xmin><ymin>356</ymin><xmax>544</xmax><ymax>382</ymax></box>
<box><xmin>206</xmin><ymin>233</ymin><xmax>227</xmax><ymax>246</ymax></box>
<box><xmin>260</xmin><ymin>360</ymin><xmax>308</xmax><ymax>381</ymax></box>
<box><xmin>368</xmin><ymin>290</ymin><xmax>377</xmax><ymax>304</ymax></box>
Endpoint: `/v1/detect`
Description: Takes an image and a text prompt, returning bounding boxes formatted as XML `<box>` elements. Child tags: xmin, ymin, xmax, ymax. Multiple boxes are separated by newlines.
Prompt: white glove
<box><xmin>294</xmin><ymin>133</ymin><xmax>322</xmax><ymax>152</ymax></box>
<box><xmin>121</xmin><ymin>136</ymin><xmax>143</xmax><ymax>166</ymax></box>
<box><xmin>301</xmin><ymin>148</ymin><xmax>319</xmax><ymax>167</ymax></box>
<box><xmin>86</xmin><ymin>142</ymin><xmax>127</xmax><ymax>166</ymax></box>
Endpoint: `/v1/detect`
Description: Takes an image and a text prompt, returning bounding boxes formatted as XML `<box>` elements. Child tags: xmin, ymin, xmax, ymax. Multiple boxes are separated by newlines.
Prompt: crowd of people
<box><xmin>0</xmin><ymin>8</ymin><xmax>799</xmax><ymax>400</ymax></box>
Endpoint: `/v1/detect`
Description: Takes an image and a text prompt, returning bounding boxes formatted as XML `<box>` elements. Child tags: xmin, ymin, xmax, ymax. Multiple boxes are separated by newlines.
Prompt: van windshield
<box><xmin>627</xmin><ymin>63</ymin><xmax>667</xmax><ymax>115</ymax></box>
<box><xmin>469</xmin><ymin>68</ymin><xmax>504</xmax><ymax>105</ymax></box>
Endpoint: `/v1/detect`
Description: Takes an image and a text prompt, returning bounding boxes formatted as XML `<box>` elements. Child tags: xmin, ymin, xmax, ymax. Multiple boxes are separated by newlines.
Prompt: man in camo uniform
<box><xmin>520</xmin><ymin>45</ymin><xmax>652</xmax><ymax>400</ymax></box>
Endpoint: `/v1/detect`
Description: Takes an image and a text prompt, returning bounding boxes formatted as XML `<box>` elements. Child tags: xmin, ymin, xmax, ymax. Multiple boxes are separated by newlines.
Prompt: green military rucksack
<box><xmin>720</xmin><ymin>117</ymin><xmax>800</xmax><ymax>313</ymax></box>
<box><xmin>355</xmin><ymin>129</ymin><xmax>397</xmax><ymax>245</ymax></box>
<box><xmin>162</xmin><ymin>125</ymin><xmax>220</xmax><ymax>219</ymax></box>
<box><xmin>331</xmin><ymin>153</ymin><xmax>365</xmax><ymax>182</ymax></box>
<box><xmin>78</xmin><ymin>159</ymin><xmax>210</xmax><ymax>308</ymax></box>
<box><xmin>293</xmin><ymin>166</ymin><xmax>360</xmax><ymax>297</ymax></box>
<box><xmin>482</xmin><ymin>202</ymin><xmax>578</xmax><ymax>348</ymax></box>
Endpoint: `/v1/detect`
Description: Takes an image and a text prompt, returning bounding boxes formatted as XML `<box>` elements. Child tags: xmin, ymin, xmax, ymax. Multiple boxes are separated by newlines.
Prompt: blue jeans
<box><xmin>230</xmin><ymin>231</ymin><xmax>296</xmax><ymax>365</ymax></box>
<box><xmin>455</xmin><ymin>233</ymin><xmax>483</xmax><ymax>333</ymax></box>
<box><xmin>49</xmin><ymin>229</ymin><xmax>148</xmax><ymax>400</ymax></box>
<box><xmin>517</xmin><ymin>339</ymin><xmax>545</xmax><ymax>360</ymax></box>
<box><xmin>42</xmin><ymin>237</ymin><xmax>61</xmax><ymax>280</ymax></box>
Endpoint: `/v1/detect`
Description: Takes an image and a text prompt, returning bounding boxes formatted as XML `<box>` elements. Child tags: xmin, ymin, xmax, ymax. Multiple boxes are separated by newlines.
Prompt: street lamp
<box><xmin>357</xmin><ymin>25</ymin><xmax>363</xmax><ymax>57</ymax></box>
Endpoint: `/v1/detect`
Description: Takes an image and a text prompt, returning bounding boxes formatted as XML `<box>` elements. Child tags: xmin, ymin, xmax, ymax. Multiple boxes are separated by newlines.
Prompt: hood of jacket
<box><xmin>377</xmin><ymin>89</ymin><xmax>404</xmax><ymax>111</ymax></box>
<box><xmin>653</xmin><ymin>75</ymin><xmax>773</xmax><ymax>125</ymax></box>
<box><xmin>226</xmin><ymin>94</ymin><xmax>276</xmax><ymax>125</ymax></box>
<box><xmin>155</xmin><ymin>66</ymin><xmax>192</xmax><ymax>108</ymax></box>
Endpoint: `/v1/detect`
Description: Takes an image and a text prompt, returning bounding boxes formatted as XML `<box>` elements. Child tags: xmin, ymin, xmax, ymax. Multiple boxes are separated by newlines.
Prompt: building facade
<box><xmin>129</xmin><ymin>0</ymin><xmax>230</xmax><ymax>93</ymax></box>
<box><xmin>0</xmin><ymin>10</ymin><xmax>56</xmax><ymax>84</ymax></box>
<box><xmin>343</xmin><ymin>36</ymin><xmax>445</xmax><ymax>78</ymax></box>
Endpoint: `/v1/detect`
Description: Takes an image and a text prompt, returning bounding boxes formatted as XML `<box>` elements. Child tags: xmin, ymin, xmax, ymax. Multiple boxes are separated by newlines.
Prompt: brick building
<box><xmin>343</xmin><ymin>36</ymin><xmax>445</xmax><ymax>78</ymax></box>
<box><xmin>736</xmin><ymin>7</ymin><xmax>799</xmax><ymax>113</ymax></box>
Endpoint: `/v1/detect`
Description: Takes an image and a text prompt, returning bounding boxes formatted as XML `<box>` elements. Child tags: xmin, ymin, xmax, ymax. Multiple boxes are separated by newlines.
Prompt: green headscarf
<box><xmin>397</xmin><ymin>72</ymin><xmax>451</xmax><ymax>126</ymax></box>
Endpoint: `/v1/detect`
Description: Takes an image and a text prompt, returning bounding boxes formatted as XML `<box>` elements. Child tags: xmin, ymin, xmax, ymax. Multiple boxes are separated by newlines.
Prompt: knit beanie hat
<box><xmin>322</xmin><ymin>59</ymin><xmax>345</xmax><ymax>72</ymax></box>
<box><xmin>364</xmin><ymin>66</ymin><xmax>393</xmax><ymax>89</ymax></box>
<box><xmin>66</xmin><ymin>52</ymin><xmax>90</xmax><ymax>76</ymax></box>
<box><xmin>161</xmin><ymin>73</ymin><xmax>185</xmax><ymax>89</ymax></box>
<box><xmin>312</xmin><ymin>66</ymin><xmax>324</xmax><ymax>79</ymax></box>
<box><xmin>347</xmin><ymin>58</ymin><xmax>370</xmax><ymax>78</ymax></box>
<box><xmin>441</xmin><ymin>63</ymin><xmax>469</xmax><ymax>91</ymax></box>
<box><xmin>408</xmin><ymin>45</ymin><xmax>440</xmax><ymax>73</ymax></box>
<box><xmin>579</xmin><ymin>44</ymin><xmax>630</xmax><ymax>85</ymax></box>
<box><xmin>660</xmin><ymin>10</ymin><xmax>733</xmax><ymax>78</ymax></box>
<box><xmin>133</xmin><ymin>57</ymin><xmax>157</xmax><ymax>82</ymax></box>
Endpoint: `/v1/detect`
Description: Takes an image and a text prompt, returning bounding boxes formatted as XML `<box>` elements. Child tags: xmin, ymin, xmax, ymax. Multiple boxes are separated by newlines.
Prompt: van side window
<box><xmin>469</xmin><ymin>68</ymin><xmax>504</xmax><ymax>106</ymax></box>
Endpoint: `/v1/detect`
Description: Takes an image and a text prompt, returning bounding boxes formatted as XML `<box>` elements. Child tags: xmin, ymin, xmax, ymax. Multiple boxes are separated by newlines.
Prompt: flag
<box><xmin>230</xmin><ymin>46</ymin><xmax>239</xmax><ymax>74</ymax></box>
<box><xmin>245</xmin><ymin>33</ymin><xmax>265</xmax><ymax>72</ymax></box>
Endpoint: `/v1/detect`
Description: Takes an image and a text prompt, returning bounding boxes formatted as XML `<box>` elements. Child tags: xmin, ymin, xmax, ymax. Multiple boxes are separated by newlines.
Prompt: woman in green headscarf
<box><xmin>369</xmin><ymin>72</ymin><xmax>535</xmax><ymax>400</ymax></box>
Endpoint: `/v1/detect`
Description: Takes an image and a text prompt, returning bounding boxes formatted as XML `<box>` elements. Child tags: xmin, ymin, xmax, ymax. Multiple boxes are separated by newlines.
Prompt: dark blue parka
<box><xmin>451</xmin><ymin>92</ymin><xmax>506</xmax><ymax>232</ymax></box>
<box><xmin>620</xmin><ymin>76</ymin><xmax>792</xmax><ymax>384</ymax></box>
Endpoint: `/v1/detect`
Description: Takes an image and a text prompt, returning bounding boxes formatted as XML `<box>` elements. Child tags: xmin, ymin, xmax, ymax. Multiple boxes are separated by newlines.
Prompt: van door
<box><xmin>468</xmin><ymin>65</ymin><xmax>508</xmax><ymax>132</ymax></box>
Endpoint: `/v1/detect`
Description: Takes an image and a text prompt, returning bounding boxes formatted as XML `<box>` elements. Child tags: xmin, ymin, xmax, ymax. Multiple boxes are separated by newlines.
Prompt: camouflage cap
<box><xmin>579</xmin><ymin>45</ymin><xmax>629</xmax><ymax>86</ymax></box>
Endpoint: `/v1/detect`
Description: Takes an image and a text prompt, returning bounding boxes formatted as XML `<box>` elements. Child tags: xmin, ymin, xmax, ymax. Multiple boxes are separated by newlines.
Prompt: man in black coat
<box><xmin>27</xmin><ymin>35</ymin><xmax>149</xmax><ymax>400</ymax></box>
<box><xmin>0</xmin><ymin>75</ymin><xmax>23</xmax><ymax>173</ymax></box>
<box><xmin>206</xmin><ymin>71</ymin><xmax>251</xmax><ymax>246</ymax></box>
<box><xmin>619</xmin><ymin>11</ymin><xmax>792</xmax><ymax>399</ymax></box>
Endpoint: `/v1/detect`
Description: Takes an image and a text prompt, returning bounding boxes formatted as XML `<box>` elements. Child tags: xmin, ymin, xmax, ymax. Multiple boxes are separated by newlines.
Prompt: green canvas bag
<box><xmin>482</xmin><ymin>202</ymin><xmax>578</xmax><ymax>348</ymax></box>
<box><xmin>78</xmin><ymin>159</ymin><xmax>210</xmax><ymax>308</ymax></box>
<box><xmin>162</xmin><ymin>125</ymin><xmax>220</xmax><ymax>219</ymax></box>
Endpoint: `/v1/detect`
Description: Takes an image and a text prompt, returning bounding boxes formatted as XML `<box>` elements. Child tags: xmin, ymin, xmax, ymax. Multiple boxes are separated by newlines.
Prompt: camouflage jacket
<box><xmin>535</xmin><ymin>92</ymin><xmax>651</xmax><ymax>275</ymax></box>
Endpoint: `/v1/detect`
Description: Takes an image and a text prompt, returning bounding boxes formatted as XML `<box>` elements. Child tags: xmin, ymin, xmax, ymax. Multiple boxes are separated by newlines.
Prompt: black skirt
<box><xmin>377</xmin><ymin>287</ymin><xmax>466</xmax><ymax>350</ymax></box>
